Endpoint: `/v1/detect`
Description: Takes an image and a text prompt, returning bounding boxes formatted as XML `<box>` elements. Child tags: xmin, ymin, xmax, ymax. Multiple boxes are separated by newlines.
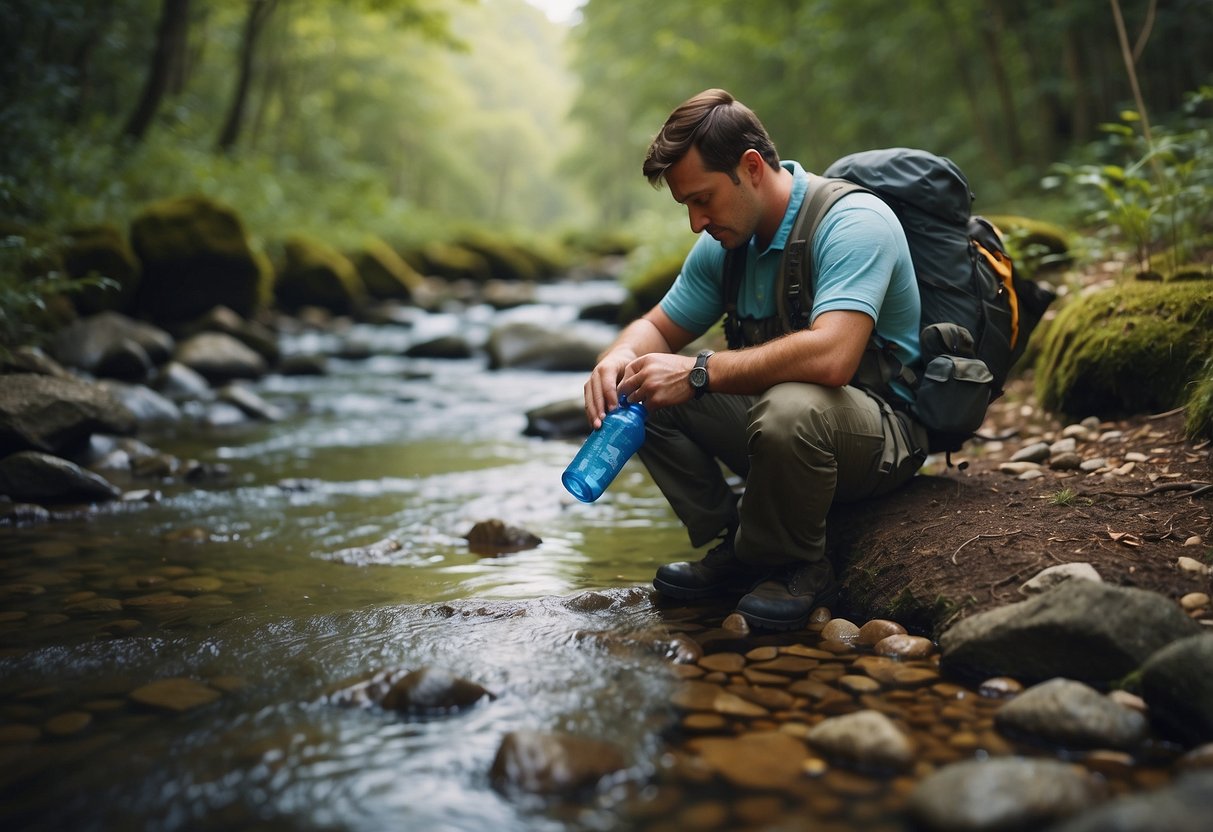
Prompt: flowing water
<box><xmin>0</xmin><ymin>282</ymin><xmax>698</xmax><ymax>831</ymax></box>
<box><xmin>0</xmin><ymin>282</ymin><xmax>1185</xmax><ymax>831</ymax></box>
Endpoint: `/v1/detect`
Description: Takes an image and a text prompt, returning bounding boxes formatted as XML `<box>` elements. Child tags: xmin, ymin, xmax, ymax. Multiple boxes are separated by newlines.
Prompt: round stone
<box><xmin>838</xmin><ymin>675</ymin><xmax>881</xmax><ymax>694</ymax></box>
<box><xmin>1181</xmin><ymin>592</ymin><xmax>1211</xmax><ymax>611</ymax></box>
<box><xmin>129</xmin><ymin>678</ymin><xmax>222</xmax><ymax>712</ymax></box>
<box><xmin>874</xmin><ymin>634</ymin><xmax>934</xmax><ymax>658</ymax></box>
<box><xmin>978</xmin><ymin>676</ymin><xmax>1024</xmax><ymax>698</ymax></box>
<box><xmin>721</xmin><ymin>613</ymin><xmax>750</xmax><ymax>633</ymax></box>
<box><xmin>699</xmin><ymin>652</ymin><xmax>746</xmax><ymax>674</ymax></box>
<box><xmin>858</xmin><ymin>619</ymin><xmax>907</xmax><ymax>645</ymax></box>
<box><xmin>820</xmin><ymin>618</ymin><xmax>860</xmax><ymax>642</ymax></box>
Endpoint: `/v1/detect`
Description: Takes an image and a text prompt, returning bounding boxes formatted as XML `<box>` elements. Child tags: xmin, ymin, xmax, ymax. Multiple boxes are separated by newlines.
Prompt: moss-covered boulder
<box><xmin>984</xmin><ymin>214</ymin><xmax>1073</xmax><ymax>276</ymax></box>
<box><xmin>351</xmin><ymin>237</ymin><xmax>424</xmax><ymax>302</ymax></box>
<box><xmin>406</xmin><ymin>241</ymin><xmax>491</xmax><ymax>283</ymax></box>
<box><xmin>62</xmin><ymin>224</ymin><xmax>141</xmax><ymax>315</ymax></box>
<box><xmin>275</xmin><ymin>236</ymin><xmax>366</xmax><ymax>314</ymax></box>
<box><xmin>1035</xmin><ymin>279</ymin><xmax>1213</xmax><ymax>420</ymax></box>
<box><xmin>456</xmin><ymin>233</ymin><xmax>545</xmax><ymax>282</ymax></box>
<box><xmin>618</xmin><ymin>250</ymin><xmax>686</xmax><ymax>324</ymax></box>
<box><xmin>130</xmin><ymin>195</ymin><xmax>269</xmax><ymax>324</ymax></box>
<box><xmin>1186</xmin><ymin>358</ymin><xmax>1213</xmax><ymax>441</ymax></box>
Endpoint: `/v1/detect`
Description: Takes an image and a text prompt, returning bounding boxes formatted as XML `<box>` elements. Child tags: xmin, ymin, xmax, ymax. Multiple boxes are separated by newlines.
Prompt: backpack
<box><xmin>722</xmin><ymin>147</ymin><xmax>1055</xmax><ymax>454</ymax></box>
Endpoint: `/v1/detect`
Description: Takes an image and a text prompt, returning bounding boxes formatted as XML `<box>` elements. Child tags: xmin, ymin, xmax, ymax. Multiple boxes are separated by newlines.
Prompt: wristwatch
<box><xmin>689</xmin><ymin>349</ymin><xmax>714</xmax><ymax>399</ymax></box>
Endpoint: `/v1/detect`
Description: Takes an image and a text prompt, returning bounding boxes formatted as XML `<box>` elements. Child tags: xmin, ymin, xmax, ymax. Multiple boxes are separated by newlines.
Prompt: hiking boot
<box><xmin>735</xmin><ymin>558</ymin><xmax>838</xmax><ymax>631</ymax></box>
<box><xmin>652</xmin><ymin>536</ymin><xmax>761</xmax><ymax>601</ymax></box>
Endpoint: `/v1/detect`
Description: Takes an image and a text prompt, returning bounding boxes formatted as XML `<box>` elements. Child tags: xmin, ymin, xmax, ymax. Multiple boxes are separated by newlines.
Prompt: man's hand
<box><xmin>618</xmin><ymin>352</ymin><xmax>698</xmax><ymax>412</ymax></box>
<box><xmin>582</xmin><ymin>310</ymin><xmax>695</xmax><ymax>429</ymax></box>
<box><xmin>584</xmin><ymin>347</ymin><xmax>635</xmax><ymax>429</ymax></box>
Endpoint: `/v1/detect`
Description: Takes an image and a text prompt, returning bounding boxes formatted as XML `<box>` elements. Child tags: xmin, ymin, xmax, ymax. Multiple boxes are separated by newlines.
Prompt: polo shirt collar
<box><xmin>756</xmin><ymin>160</ymin><xmax>808</xmax><ymax>256</ymax></box>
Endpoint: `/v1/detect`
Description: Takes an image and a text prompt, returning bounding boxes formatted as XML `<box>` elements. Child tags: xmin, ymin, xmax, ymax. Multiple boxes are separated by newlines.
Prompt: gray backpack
<box><xmin>723</xmin><ymin>147</ymin><xmax>1055</xmax><ymax>454</ymax></box>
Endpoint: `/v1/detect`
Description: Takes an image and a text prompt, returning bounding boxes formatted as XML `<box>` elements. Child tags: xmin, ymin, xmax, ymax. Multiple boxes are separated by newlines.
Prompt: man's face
<box><xmin>664</xmin><ymin>146</ymin><xmax>761</xmax><ymax>250</ymax></box>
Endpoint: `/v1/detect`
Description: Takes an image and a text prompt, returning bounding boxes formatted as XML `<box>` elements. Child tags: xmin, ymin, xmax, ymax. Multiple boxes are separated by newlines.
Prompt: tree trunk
<box><xmin>978</xmin><ymin>0</ymin><xmax>1024</xmax><ymax>165</ymax></box>
<box><xmin>121</xmin><ymin>0</ymin><xmax>190</xmax><ymax>142</ymax></box>
<box><xmin>216</xmin><ymin>0</ymin><xmax>278</xmax><ymax>154</ymax></box>
<box><xmin>932</xmin><ymin>0</ymin><xmax>1005</xmax><ymax>177</ymax></box>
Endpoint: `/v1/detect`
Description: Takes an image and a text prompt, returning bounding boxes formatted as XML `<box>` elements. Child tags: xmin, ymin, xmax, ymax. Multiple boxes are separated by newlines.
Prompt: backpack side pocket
<box><xmin>912</xmin><ymin>354</ymin><xmax>994</xmax><ymax>437</ymax></box>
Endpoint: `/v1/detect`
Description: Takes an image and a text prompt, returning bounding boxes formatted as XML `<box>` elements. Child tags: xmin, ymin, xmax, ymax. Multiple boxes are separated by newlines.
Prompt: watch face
<box><xmin>690</xmin><ymin>367</ymin><xmax>708</xmax><ymax>388</ymax></box>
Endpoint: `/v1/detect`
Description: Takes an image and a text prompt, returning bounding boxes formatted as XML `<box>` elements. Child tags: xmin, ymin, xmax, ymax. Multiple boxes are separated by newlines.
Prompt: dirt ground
<box><xmin>827</xmin><ymin>377</ymin><xmax>1213</xmax><ymax>637</ymax></box>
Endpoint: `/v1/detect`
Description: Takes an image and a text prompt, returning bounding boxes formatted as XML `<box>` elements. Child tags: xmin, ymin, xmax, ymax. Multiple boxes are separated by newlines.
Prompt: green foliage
<box><xmin>1035</xmin><ymin>280</ymin><xmax>1213</xmax><ymax>420</ymax></box>
<box><xmin>0</xmin><ymin>234</ymin><xmax>115</xmax><ymax>356</ymax></box>
<box><xmin>0</xmin><ymin>0</ymin><xmax>583</xmax><ymax>252</ymax></box>
<box><xmin>1186</xmin><ymin>356</ymin><xmax>1213</xmax><ymax>442</ymax></box>
<box><xmin>617</xmin><ymin>239</ymin><xmax>693</xmax><ymax>324</ymax></box>
<box><xmin>1049</xmin><ymin>488</ymin><xmax>1078</xmax><ymax>507</ymax></box>
<box><xmin>1043</xmin><ymin>87</ymin><xmax>1213</xmax><ymax>275</ymax></box>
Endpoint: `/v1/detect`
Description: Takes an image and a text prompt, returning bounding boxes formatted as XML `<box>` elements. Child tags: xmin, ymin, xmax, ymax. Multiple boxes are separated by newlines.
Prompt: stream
<box><xmin>0</xmin><ymin>279</ymin><xmax>1185</xmax><ymax>831</ymax></box>
<box><xmin>0</xmin><ymin>281</ymin><xmax>700</xmax><ymax>831</ymax></box>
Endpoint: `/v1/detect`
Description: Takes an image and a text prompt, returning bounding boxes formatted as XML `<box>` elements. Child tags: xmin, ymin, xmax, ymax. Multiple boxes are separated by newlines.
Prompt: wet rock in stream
<box><xmin>490</xmin><ymin>729</ymin><xmax>628</xmax><ymax>795</ymax></box>
<box><xmin>326</xmin><ymin>666</ymin><xmax>496</xmax><ymax>715</ymax></box>
<box><xmin>464</xmin><ymin>518</ymin><xmax>542</xmax><ymax>555</ymax></box>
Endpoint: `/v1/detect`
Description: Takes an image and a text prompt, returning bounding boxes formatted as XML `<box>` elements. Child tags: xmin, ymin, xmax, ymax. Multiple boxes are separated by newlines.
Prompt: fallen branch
<box><xmin>952</xmin><ymin>529</ymin><xmax>1024</xmax><ymax>565</ymax></box>
<box><xmin>1081</xmin><ymin>481</ymin><xmax>1213</xmax><ymax>499</ymax></box>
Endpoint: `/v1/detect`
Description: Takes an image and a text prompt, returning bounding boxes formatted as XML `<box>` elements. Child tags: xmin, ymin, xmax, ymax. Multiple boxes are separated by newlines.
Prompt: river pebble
<box><xmin>820</xmin><ymin>618</ymin><xmax>860</xmax><ymax>642</ymax></box>
<box><xmin>808</xmin><ymin>709</ymin><xmax>914</xmax><ymax>772</ymax></box>
<box><xmin>873</xmin><ymin>634</ymin><xmax>934</xmax><ymax>659</ymax></box>
<box><xmin>490</xmin><ymin>729</ymin><xmax>627</xmax><ymax>795</ymax></box>
<box><xmin>857</xmin><ymin>618</ymin><xmax>906</xmax><ymax>645</ymax></box>
<box><xmin>687</xmin><ymin>731</ymin><xmax>806</xmax><ymax>790</ymax></box>
<box><xmin>129</xmin><ymin>678</ymin><xmax>222</xmax><ymax>712</ymax></box>
<box><xmin>381</xmin><ymin>667</ymin><xmax>495</xmax><ymax>713</ymax></box>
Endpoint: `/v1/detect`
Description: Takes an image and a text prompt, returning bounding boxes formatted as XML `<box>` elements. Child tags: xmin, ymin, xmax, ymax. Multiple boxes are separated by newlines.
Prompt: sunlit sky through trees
<box><xmin>524</xmin><ymin>0</ymin><xmax>584</xmax><ymax>25</ymax></box>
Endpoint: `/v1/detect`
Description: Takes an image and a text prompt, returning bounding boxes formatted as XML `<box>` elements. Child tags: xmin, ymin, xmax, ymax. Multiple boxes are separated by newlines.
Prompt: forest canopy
<box><xmin>1</xmin><ymin>0</ymin><xmax>1210</xmax><ymax>247</ymax></box>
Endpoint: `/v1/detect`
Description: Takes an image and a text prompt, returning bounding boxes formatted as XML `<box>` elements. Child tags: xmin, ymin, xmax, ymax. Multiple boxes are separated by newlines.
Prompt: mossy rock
<box><xmin>617</xmin><ymin>250</ymin><xmax>686</xmax><ymax>324</ymax></box>
<box><xmin>1186</xmin><ymin>358</ymin><xmax>1213</xmax><ymax>441</ymax></box>
<box><xmin>130</xmin><ymin>195</ymin><xmax>270</xmax><ymax>325</ymax></box>
<box><xmin>1035</xmin><ymin>279</ymin><xmax>1213</xmax><ymax>420</ymax></box>
<box><xmin>62</xmin><ymin>224</ymin><xmax>141</xmax><ymax>316</ymax></box>
<box><xmin>275</xmin><ymin>235</ymin><xmax>366</xmax><ymax>315</ymax></box>
<box><xmin>456</xmin><ymin>233</ymin><xmax>545</xmax><ymax>282</ymax></box>
<box><xmin>984</xmin><ymin>214</ymin><xmax>1072</xmax><ymax>276</ymax></box>
<box><xmin>351</xmin><ymin>236</ymin><xmax>424</xmax><ymax>301</ymax></box>
<box><xmin>406</xmin><ymin>242</ymin><xmax>491</xmax><ymax>283</ymax></box>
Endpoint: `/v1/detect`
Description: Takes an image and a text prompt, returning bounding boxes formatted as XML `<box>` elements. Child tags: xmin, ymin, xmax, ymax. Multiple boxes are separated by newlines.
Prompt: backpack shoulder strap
<box><xmin>722</xmin><ymin>246</ymin><xmax>746</xmax><ymax>349</ymax></box>
<box><xmin>723</xmin><ymin>174</ymin><xmax>867</xmax><ymax>348</ymax></box>
<box><xmin>777</xmin><ymin>175</ymin><xmax>869</xmax><ymax>332</ymax></box>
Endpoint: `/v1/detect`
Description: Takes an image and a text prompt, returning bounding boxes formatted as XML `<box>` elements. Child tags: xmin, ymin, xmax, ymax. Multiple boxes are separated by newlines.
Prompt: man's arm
<box><xmin>613</xmin><ymin>307</ymin><xmax>873</xmax><ymax>414</ymax></box>
<box><xmin>703</xmin><ymin>309</ymin><xmax>873</xmax><ymax>393</ymax></box>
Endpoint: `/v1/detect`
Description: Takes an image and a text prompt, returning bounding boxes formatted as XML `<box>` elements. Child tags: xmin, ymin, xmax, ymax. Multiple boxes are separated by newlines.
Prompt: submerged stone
<box><xmin>129</xmin><ymin>678</ymin><xmax>222</xmax><ymax>712</ymax></box>
<box><xmin>489</xmin><ymin>729</ymin><xmax>627</xmax><ymax>794</ymax></box>
<box><xmin>381</xmin><ymin>667</ymin><xmax>495</xmax><ymax>713</ymax></box>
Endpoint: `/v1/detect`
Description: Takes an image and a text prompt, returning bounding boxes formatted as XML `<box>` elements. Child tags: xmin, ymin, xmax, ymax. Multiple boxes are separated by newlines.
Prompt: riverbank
<box><xmin>828</xmin><ymin>380</ymin><xmax>1211</xmax><ymax>637</ymax></box>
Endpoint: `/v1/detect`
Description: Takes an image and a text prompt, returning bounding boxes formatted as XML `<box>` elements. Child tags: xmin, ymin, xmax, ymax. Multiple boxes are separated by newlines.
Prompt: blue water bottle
<box><xmin>562</xmin><ymin>394</ymin><xmax>648</xmax><ymax>503</ymax></box>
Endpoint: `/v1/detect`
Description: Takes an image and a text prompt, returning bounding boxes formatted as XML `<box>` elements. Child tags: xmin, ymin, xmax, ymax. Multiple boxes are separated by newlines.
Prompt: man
<box><xmin>582</xmin><ymin>89</ymin><xmax>927</xmax><ymax>630</ymax></box>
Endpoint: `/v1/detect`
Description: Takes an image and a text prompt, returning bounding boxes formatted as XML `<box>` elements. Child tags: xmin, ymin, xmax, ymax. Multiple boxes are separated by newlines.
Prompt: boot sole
<box><xmin>736</xmin><ymin>584</ymin><xmax>840</xmax><ymax>632</ymax></box>
<box><xmin>652</xmin><ymin>574</ymin><xmax>761</xmax><ymax>601</ymax></box>
<box><xmin>652</xmin><ymin>576</ymin><xmax>736</xmax><ymax>601</ymax></box>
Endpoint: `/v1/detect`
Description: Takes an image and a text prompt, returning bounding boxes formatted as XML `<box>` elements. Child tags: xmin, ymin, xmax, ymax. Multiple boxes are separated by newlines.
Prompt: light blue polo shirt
<box><xmin>660</xmin><ymin>160</ymin><xmax>922</xmax><ymax>397</ymax></box>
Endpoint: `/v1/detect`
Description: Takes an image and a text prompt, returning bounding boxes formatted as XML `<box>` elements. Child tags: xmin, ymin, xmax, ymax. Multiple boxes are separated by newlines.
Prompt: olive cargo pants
<box><xmin>637</xmin><ymin>382</ymin><xmax>928</xmax><ymax>568</ymax></box>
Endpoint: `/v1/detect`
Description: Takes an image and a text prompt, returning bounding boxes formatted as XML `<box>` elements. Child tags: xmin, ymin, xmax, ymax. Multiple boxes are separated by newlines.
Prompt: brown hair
<box><xmin>642</xmin><ymin>88</ymin><xmax>780</xmax><ymax>187</ymax></box>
